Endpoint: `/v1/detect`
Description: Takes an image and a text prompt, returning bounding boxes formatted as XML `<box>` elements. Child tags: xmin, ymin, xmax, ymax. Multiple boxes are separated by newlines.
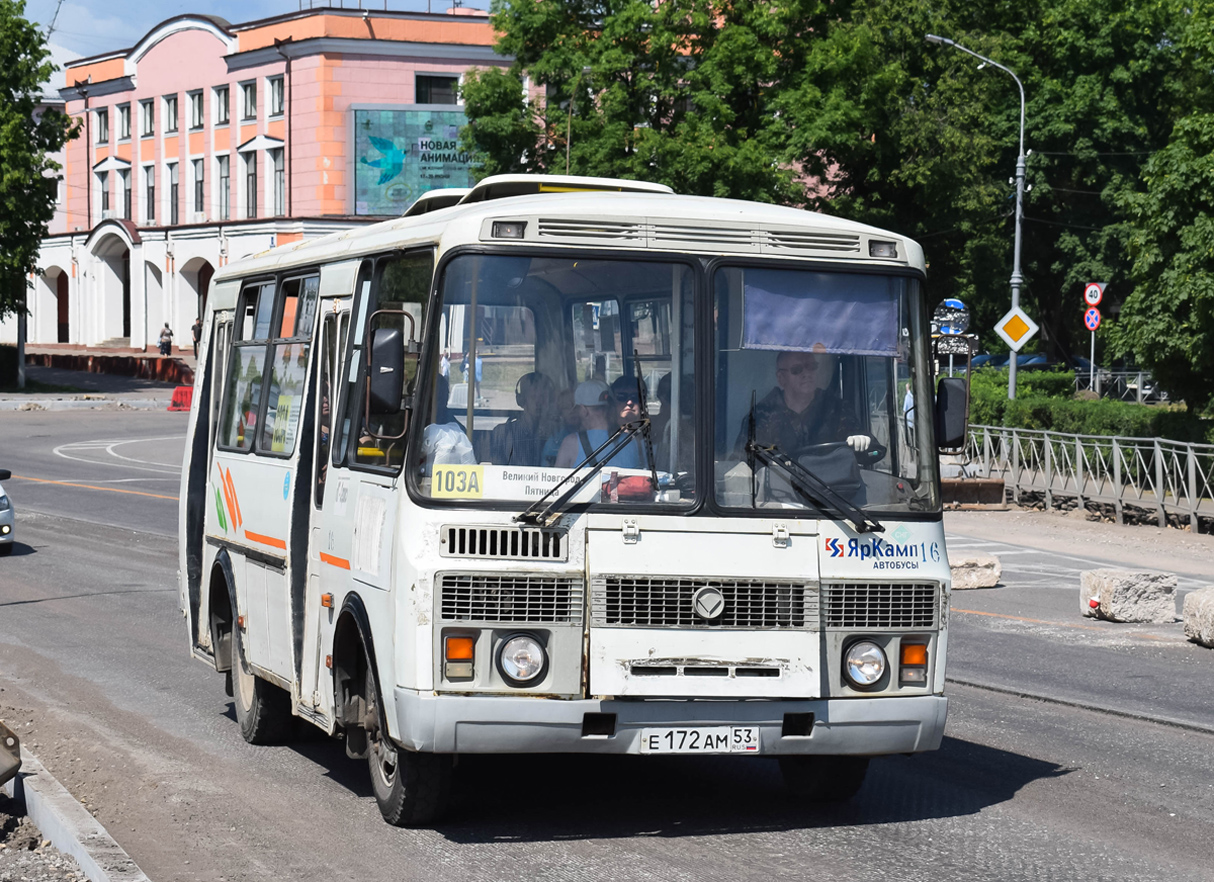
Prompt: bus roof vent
<box><xmin>460</xmin><ymin>174</ymin><xmax>672</xmax><ymax>204</ymax></box>
<box><xmin>537</xmin><ymin>218</ymin><xmax>645</xmax><ymax>243</ymax></box>
<box><xmin>649</xmin><ymin>223</ymin><xmax>760</xmax><ymax>252</ymax></box>
<box><xmin>764</xmin><ymin>229</ymin><xmax>863</xmax><ymax>254</ymax></box>
<box><xmin>440</xmin><ymin>524</ymin><xmax>568</xmax><ymax>562</ymax></box>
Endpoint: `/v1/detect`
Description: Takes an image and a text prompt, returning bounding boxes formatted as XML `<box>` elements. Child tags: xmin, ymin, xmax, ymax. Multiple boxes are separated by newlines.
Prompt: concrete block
<box><xmin>950</xmin><ymin>554</ymin><xmax>1002</xmax><ymax>589</ymax></box>
<box><xmin>1182</xmin><ymin>587</ymin><xmax>1214</xmax><ymax>648</ymax></box>
<box><xmin>1080</xmin><ymin>569</ymin><xmax>1177</xmax><ymax>623</ymax></box>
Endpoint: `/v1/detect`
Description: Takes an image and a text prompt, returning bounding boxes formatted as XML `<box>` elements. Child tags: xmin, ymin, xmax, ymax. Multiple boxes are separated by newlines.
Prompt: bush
<box><xmin>967</xmin><ymin>365</ymin><xmax>1214</xmax><ymax>443</ymax></box>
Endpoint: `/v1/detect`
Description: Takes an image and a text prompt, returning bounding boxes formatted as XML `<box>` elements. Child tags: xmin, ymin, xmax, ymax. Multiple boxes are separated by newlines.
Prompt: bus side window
<box><xmin>259</xmin><ymin>274</ymin><xmax>319</xmax><ymax>456</ymax></box>
<box><xmin>333</xmin><ymin>260</ymin><xmax>374</xmax><ymax>468</ymax></box>
<box><xmin>315</xmin><ymin>312</ymin><xmax>338</xmax><ymax>506</ymax></box>
<box><xmin>218</xmin><ymin>281</ymin><xmax>274</xmax><ymax>451</ymax></box>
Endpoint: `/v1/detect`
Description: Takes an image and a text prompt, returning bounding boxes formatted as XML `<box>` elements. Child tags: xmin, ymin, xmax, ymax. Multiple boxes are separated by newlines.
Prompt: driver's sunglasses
<box><xmin>780</xmin><ymin>363</ymin><xmax>819</xmax><ymax>376</ymax></box>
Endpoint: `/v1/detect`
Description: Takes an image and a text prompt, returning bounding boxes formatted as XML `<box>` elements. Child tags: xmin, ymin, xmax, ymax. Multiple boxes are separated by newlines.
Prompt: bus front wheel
<box><xmin>364</xmin><ymin>667</ymin><xmax>451</xmax><ymax>826</ymax></box>
<box><xmin>779</xmin><ymin>755</ymin><xmax>869</xmax><ymax>802</ymax></box>
<box><xmin>232</xmin><ymin>622</ymin><xmax>292</xmax><ymax>745</ymax></box>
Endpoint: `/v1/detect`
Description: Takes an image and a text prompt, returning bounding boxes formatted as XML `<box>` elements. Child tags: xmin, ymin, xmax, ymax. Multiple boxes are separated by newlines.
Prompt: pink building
<box><xmin>25</xmin><ymin>8</ymin><xmax>504</xmax><ymax>352</ymax></box>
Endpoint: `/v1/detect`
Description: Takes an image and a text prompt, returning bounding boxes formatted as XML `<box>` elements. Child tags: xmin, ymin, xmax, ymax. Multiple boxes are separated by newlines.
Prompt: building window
<box><xmin>164</xmin><ymin>95</ymin><xmax>178</xmax><ymax>133</ymax></box>
<box><xmin>190</xmin><ymin>92</ymin><xmax>204</xmax><ymax>130</ymax></box>
<box><xmin>117</xmin><ymin>104</ymin><xmax>130</xmax><ymax>140</ymax></box>
<box><xmin>120</xmin><ymin>169</ymin><xmax>131</xmax><ymax>219</ymax></box>
<box><xmin>244</xmin><ymin>152</ymin><xmax>257</xmax><ymax>218</ymax></box>
<box><xmin>215</xmin><ymin>86</ymin><xmax>229</xmax><ymax>125</ymax></box>
<box><xmin>98</xmin><ymin>170</ymin><xmax>109</xmax><ymax>213</ymax></box>
<box><xmin>95</xmin><ymin>108</ymin><xmax>109</xmax><ymax>143</ymax></box>
<box><xmin>416</xmin><ymin>75</ymin><xmax>459</xmax><ymax>105</ymax></box>
<box><xmin>269</xmin><ymin>76</ymin><xmax>284</xmax><ymax>116</ymax></box>
<box><xmin>168</xmin><ymin>162</ymin><xmax>178</xmax><ymax>225</ymax></box>
<box><xmin>242</xmin><ymin>82</ymin><xmax>256</xmax><ymax>120</ymax></box>
<box><xmin>144</xmin><ymin>166</ymin><xmax>155</xmax><ymax>224</ymax></box>
<box><xmin>141</xmin><ymin>100</ymin><xmax>154</xmax><ymax>136</ymax></box>
<box><xmin>217</xmin><ymin>154</ymin><xmax>230</xmax><ymax>220</ymax></box>
<box><xmin>193</xmin><ymin>158</ymin><xmax>204</xmax><ymax>213</ymax></box>
<box><xmin>271</xmin><ymin>148</ymin><xmax>284</xmax><ymax>216</ymax></box>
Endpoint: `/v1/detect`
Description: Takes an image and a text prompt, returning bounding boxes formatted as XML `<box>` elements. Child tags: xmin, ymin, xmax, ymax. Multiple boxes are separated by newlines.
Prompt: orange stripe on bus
<box><xmin>244</xmin><ymin>530</ymin><xmax>287</xmax><ymax>549</ymax></box>
<box><xmin>226</xmin><ymin>467</ymin><xmax>243</xmax><ymax>527</ymax></box>
<box><xmin>319</xmin><ymin>552</ymin><xmax>351</xmax><ymax>570</ymax></box>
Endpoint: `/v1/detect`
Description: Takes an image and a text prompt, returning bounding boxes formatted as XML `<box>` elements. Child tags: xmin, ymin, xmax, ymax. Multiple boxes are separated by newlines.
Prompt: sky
<box><xmin>25</xmin><ymin>0</ymin><xmax>490</xmax><ymax>65</ymax></box>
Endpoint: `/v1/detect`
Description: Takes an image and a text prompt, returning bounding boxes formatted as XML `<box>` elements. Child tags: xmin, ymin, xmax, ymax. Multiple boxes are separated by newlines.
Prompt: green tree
<box><xmin>0</xmin><ymin>0</ymin><xmax>77</xmax><ymax>318</ymax></box>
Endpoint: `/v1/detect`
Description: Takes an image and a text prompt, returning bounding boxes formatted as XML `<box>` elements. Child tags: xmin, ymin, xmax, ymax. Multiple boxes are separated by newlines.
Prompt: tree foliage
<box><xmin>0</xmin><ymin>0</ymin><xmax>77</xmax><ymax>318</ymax></box>
<box><xmin>462</xmin><ymin>0</ymin><xmax>1212</xmax><ymax>404</ymax></box>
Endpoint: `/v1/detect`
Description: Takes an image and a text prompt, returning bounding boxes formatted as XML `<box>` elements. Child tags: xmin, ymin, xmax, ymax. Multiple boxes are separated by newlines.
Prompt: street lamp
<box><xmin>565</xmin><ymin>66</ymin><xmax>593</xmax><ymax>175</ymax></box>
<box><xmin>926</xmin><ymin>34</ymin><xmax>1027</xmax><ymax>400</ymax></box>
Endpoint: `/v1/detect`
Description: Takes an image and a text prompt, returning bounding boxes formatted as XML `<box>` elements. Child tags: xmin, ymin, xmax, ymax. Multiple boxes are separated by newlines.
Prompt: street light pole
<box><xmin>926</xmin><ymin>34</ymin><xmax>1027</xmax><ymax>400</ymax></box>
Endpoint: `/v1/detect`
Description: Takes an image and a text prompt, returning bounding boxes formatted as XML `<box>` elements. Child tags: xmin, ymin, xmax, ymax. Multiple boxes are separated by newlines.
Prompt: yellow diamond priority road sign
<box><xmin>995</xmin><ymin>306</ymin><xmax>1039</xmax><ymax>352</ymax></box>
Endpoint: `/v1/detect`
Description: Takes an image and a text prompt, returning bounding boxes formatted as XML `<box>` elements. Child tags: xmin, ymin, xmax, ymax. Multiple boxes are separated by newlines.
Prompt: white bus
<box><xmin>178</xmin><ymin>174</ymin><xmax>968</xmax><ymax>826</ymax></box>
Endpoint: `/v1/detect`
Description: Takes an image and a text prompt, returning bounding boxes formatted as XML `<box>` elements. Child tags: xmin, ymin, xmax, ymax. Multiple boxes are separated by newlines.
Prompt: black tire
<box><xmin>365</xmin><ymin>664</ymin><xmax>451</xmax><ymax>826</ymax></box>
<box><xmin>779</xmin><ymin>755</ymin><xmax>870</xmax><ymax>802</ymax></box>
<box><xmin>232</xmin><ymin>622</ymin><xmax>292</xmax><ymax>745</ymax></box>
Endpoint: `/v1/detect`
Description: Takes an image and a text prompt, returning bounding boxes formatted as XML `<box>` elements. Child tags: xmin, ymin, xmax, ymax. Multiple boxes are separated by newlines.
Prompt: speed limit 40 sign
<box><xmin>1084</xmin><ymin>282</ymin><xmax>1107</xmax><ymax>306</ymax></box>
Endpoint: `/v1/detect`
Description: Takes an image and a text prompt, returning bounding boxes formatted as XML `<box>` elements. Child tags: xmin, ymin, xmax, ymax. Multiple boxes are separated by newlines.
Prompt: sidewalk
<box><xmin>0</xmin><ymin>363</ymin><xmax>183</xmax><ymax>411</ymax></box>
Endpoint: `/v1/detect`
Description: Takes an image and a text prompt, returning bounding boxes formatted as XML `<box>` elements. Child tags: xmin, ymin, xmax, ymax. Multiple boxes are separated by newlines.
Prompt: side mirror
<box><xmin>0</xmin><ymin>469</ymin><xmax>10</xmax><ymax>481</ymax></box>
<box><xmin>935</xmin><ymin>376</ymin><xmax>969</xmax><ymax>452</ymax></box>
<box><xmin>368</xmin><ymin>327</ymin><xmax>404</xmax><ymax>415</ymax></box>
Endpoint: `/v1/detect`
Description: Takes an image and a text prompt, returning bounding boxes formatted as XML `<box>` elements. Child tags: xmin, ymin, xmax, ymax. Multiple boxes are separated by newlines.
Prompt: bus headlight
<box><xmin>496</xmin><ymin>633</ymin><xmax>548</xmax><ymax>687</ymax></box>
<box><xmin>844</xmin><ymin>640</ymin><xmax>887</xmax><ymax>689</ymax></box>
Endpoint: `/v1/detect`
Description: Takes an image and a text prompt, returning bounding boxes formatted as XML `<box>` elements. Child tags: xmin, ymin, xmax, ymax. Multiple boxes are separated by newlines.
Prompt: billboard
<box><xmin>353</xmin><ymin>108</ymin><xmax>476</xmax><ymax>215</ymax></box>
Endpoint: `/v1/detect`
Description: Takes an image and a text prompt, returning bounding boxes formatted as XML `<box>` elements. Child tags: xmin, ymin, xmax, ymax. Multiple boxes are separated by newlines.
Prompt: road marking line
<box><xmin>952</xmin><ymin>607</ymin><xmax>1169</xmax><ymax>640</ymax></box>
<box><xmin>8</xmin><ymin>474</ymin><xmax>179</xmax><ymax>501</ymax></box>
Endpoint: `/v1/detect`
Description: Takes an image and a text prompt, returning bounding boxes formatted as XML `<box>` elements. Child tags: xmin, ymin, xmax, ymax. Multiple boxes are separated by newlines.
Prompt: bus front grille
<box><xmin>821</xmin><ymin>583</ymin><xmax>939</xmax><ymax>629</ymax></box>
<box><xmin>440</xmin><ymin>525</ymin><xmax>567</xmax><ymax>562</ymax></box>
<box><xmin>591</xmin><ymin>576</ymin><xmax>816</xmax><ymax>629</ymax></box>
<box><xmin>439</xmin><ymin>573</ymin><xmax>583</xmax><ymax>624</ymax></box>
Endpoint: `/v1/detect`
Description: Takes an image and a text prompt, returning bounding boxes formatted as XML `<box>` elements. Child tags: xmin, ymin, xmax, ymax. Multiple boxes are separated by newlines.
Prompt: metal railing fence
<box><xmin>1073</xmin><ymin>370</ymin><xmax>1167</xmax><ymax>403</ymax></box>
<box><xmin>964</xmin><ymin>425</ymin><xmax>1214</xmax><ymax>529</ymax></box>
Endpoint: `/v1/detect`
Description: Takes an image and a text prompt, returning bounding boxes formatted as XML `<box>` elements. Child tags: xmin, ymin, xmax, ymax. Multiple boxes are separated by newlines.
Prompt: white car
<box><xmin>0</xmin><ymin>470</ymin><xmax>13</xmax><ymax>555</ymax></box>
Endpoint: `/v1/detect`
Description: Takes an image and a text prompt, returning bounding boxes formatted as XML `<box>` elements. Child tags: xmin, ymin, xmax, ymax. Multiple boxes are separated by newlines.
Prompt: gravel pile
<box><xmin>0</xmin><ymin>793</ymin><xmax>87</xmax><ymax>882</ymax></box>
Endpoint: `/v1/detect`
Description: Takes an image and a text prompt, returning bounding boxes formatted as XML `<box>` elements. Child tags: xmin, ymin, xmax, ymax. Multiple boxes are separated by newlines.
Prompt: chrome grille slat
<box><xmin>440</xmin><ymin>525</ymin><xmax>567</xmax><ymax>562</ymax></box>
<box><xmin>592</xmin><ymin>576</ymin><xmax>816</xmax><ymax>629</ymax></box>
<box><xmin>821</xmin><ymin>583</ymin><xmax>938</xmax><ymax>629</ymax></box>
<box><xmin>439</xmin><ymin>573</ymin><xmax>583</xmax><ymax>624</ymax></box>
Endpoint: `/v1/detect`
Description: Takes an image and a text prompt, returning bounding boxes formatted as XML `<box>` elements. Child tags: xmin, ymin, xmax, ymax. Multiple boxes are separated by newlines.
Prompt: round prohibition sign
<box><xmin>1084</xmin><ymin>283</ymin><xmax>1104</xmax><ymax>306</ymax></box>
<box><xmin>1084</xmin><ymin>307</ymin><xmax>1102</xmax><ymax>331</ymax></box>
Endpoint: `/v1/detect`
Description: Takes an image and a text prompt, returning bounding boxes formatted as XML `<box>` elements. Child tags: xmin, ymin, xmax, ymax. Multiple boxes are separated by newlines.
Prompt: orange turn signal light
<box><xmin>320</xmin><ymin>593</ymin><xmax>333</xmax><ymax>608</ymax></box>
<box><xmin>445</xmin><ymin>636</ymin><xmax>475</xmax><ymax>661</ymax></box>
<box><xmin>900</xmin><ymin>643</ymin><xmax>928</xmax><ymax>666</ymax></box>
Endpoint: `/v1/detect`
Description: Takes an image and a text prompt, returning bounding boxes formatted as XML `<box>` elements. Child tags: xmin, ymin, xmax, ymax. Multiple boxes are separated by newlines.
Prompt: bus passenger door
<box><xmin>301</xmin><ymin>306</ymin><xmax>348</xmax><ymax>720</ymax></box>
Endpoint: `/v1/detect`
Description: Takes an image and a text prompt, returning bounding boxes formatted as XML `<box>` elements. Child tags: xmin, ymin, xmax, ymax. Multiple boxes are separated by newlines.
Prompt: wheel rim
<box><xmin>235</xmin><ymin>645</ymin><xmax>255</xmax><ymax>712</ymax></box>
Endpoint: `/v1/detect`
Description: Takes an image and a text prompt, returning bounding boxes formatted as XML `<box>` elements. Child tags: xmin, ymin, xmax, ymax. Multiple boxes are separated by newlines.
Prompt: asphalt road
<box><xmin>0</xmin><ymin>409</ymin><xmax>1212</xmax><ymax>881</ymax></box>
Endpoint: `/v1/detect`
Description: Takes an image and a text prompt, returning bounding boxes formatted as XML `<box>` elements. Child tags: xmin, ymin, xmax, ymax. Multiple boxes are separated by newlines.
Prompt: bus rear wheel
<box><xmin>779</xmin><ymin>755</ymin><xmax>869</xmax><ymax>802</ymax></box>
<box><xmin>364</xmin><ymin>668</ymin><xmax>451</xmax><ymax>826</ymax></box>
<box><xmin>232</xmin><ymin>623</ymin><xmax>292</xmax><ymax>745</ymax></box>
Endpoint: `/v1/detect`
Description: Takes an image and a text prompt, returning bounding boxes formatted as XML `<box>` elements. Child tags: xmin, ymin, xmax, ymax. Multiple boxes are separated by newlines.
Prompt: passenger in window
<box><xmin>735</xmin><ymin>350</ymin><xmax>871</xmax><ymax>457</ymax></box>
<box><xmin>540</xmin><ymin>387</ymin><xmax>577</xmax><ymax>467</ymax></box>
<box><xmin>419</xmin><ymin>375</ymin><xmax>475</xmax><ymax>471</ymax></box>
<box><xmin>489</xmin><ymin>371</ymin><xmax>556</xmax><ymax>466</ymax></box>
<box><xmin>554</xmin><ymin>379</ymin><xmax>642</xmax><ymax>469</ymax></box>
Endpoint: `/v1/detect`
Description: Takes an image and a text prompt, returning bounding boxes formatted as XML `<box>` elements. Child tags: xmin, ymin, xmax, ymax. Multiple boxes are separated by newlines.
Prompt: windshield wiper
<box><xmin>745</xmin><ymin>440</ymin><xmax>884</xmax><ymax>534</ymax></box>
<box><xmin>515</xmin><ymin>419</ymin><xmax>651</xmax><ymax>527</ymax></box>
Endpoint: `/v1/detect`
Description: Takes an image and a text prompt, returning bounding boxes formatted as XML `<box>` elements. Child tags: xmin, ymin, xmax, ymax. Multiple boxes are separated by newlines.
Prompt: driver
<box><xmin>735</xmin><ymin>349</ymin><xmax>872</xmax><ymax>458</ymax></box>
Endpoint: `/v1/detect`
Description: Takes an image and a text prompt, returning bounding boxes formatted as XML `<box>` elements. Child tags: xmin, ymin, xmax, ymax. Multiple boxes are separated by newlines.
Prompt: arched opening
<box><xmin>180</xmin><ymin>257</ymin><xmax>215</xmax><ymax>333</ymax></box>
<box><xmin>94</xmin><ymin>234</ymin><xmax>132</xmax><ymax>344</ymax></box>
<box><xmin>57</xmin><ymin>272</ymin><xmax>69</xmax><ymax>343</ymax></box>
<box><xmin>34</xmin><ymin>267</ymin><xmax>69</xmax><ymax>343</ymax></box>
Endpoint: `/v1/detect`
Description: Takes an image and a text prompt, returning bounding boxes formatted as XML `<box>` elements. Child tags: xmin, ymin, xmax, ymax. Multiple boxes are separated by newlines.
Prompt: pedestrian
<box><xmin>158</xmin><ymin>322</ymin><xmax>175</xmax><ymax>356</ymax></box>
<box><xmin>191</xmin><ymin>317</ymin><xmax>202</xmax><ymax>358</ymax></box>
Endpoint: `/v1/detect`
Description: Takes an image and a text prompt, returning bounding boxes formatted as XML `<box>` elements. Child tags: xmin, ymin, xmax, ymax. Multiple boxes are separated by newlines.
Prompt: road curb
<box><xmin>947</xmin><ymin>676</ymin><xmax>1214</xmax><ymax>737</ymax></box>
<box><xmin>2</xmin><ymin>747</ymin><xmax>150</xmax><ymax>882</ymax></box>
<box><xmin>0</xmin><ymin>398</ymin><xmax>171</xmax><ymax>411</ymax></box>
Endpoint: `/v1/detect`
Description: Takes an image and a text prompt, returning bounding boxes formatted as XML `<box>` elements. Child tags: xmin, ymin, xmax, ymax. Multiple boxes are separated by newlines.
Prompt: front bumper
<box><xmin>392</xmin><ymin>689</ymin><xmax>947</xmax><ymax>756</ymax></box>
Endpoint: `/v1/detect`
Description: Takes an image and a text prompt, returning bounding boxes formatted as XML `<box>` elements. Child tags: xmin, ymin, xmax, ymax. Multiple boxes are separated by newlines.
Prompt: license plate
<box><xmin>639</xmin><ymin>726</ymin><xmax>761</xmax><ymax>754</ymax></box>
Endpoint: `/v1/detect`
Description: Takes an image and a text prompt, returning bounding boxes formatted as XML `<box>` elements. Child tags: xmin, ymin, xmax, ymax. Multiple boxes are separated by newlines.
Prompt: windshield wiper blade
<box><xmin>515</xmin><ymin>420</ymin><xmax>649</xmax><ymax>527</ymax></box>
<box><xmin>746</xmin><ymin>440</ymin><xmax>884</xmax><ymax>534</ymax></box>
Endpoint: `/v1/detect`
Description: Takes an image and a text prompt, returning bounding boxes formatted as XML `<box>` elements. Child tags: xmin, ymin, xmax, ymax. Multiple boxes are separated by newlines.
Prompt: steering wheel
<box><xmin>801</xmin><ymin>439</ymin><xmax>888</xmax><ymax>466</ymax></box>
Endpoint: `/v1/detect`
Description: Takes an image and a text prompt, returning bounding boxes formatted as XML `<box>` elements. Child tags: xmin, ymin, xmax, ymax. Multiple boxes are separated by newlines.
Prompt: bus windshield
<box><xmin>411</xmin><ymin>254</ymin><xmax>697</xmax><ymax>507</ymax></box>
<box><xmin>713</xmin><ymin>266</ymin><xmax>939</xmax><ymax>513</ymax></box>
